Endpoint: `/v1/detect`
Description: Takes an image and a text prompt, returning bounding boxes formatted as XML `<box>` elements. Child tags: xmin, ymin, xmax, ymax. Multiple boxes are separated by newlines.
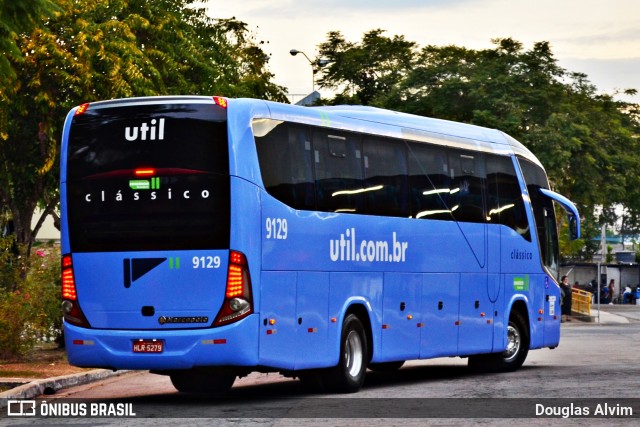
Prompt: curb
<box><xmin>0</xmin><ymin>369</ymin><xmax>129</xmax><ymax>408</ymax></box>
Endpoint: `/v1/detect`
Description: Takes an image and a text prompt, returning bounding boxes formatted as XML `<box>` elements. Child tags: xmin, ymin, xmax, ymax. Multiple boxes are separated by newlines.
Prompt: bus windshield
<box><xmin>65</xmin><ymin>101</ymin><xmax>230</xmax><ymax>252</ymax></box>
<box><xmin>518</xmin><ymin>157</ymin><xmax>559</xmax><ymax>279</ymax></box>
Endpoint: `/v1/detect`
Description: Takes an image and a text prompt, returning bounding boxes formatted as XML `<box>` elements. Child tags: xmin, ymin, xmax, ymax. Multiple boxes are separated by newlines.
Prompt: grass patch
<box><xmin>0</xmin><ymin>369</ymin><xmax>41</xmax><ymax>378</ymax></box>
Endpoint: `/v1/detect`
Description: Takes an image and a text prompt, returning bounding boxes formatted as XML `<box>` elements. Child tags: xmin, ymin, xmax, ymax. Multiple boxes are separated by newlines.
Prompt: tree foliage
<box><xmin>0</xmin><ymin>0</ymin><xmax>59</xmax><ymax>79</ymax></box>
<box><xmin>317</xmin><ymin>29</ymin><xmax>416</xmax><ymax>105</ymax></box>
<box><xmin>317</xmin><ymin>33</ymin><xmax>640</xmax><ymax>260</ymax></box>
<box><xmin>0</xmin><ymin>0</ymin><xmax>287</xmax><ymax>262</ymax></box>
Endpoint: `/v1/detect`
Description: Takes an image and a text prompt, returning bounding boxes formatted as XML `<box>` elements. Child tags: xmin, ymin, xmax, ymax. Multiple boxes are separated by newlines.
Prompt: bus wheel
<box><xmin>322</xmin><ymin>313</ymin><xmax>368</xmax><ymax>393</ymax></box>
<box><xmin>169</xmin><ymin>370</ymin><xmax>235</xmax><ymax>394</ymax></box>
<box><xmin>468</xmin><ymin>311</ymin><xmax>529</xmax><ymax>373</ymax></box>
<box><xmin>368</xmin><ymin>361</ymin><xmax>405</xmax><ymax>372</ymax></box>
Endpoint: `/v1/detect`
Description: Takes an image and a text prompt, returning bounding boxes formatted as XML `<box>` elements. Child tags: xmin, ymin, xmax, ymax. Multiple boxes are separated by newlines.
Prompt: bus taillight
<box><xmin>134</xmin><ymin>168</ymin><xmax>156</xmax><ymax>177</ymax></box>
<box><xmin>61</xmin><ymin>255</ymin><xmax>76</xmax><ymax>300</ymax></box>
<box><xmin>61</xmin><ymin>255</ymin><xmax>91</xmax><ymax>328</ymax></box>
<box><xmin>213</xmin><ymin>96</ymin><xmax>228</xmax><ymax>108</ymax></box>
<box><xmin>75</xmin><ymin>103</ymin><xmax>90</xmax><ymax>116</ymax></box>
<box><xmin>213</xmin><ymin>250</ymin><xmax>253</xmax><ymax>326</ymax></box>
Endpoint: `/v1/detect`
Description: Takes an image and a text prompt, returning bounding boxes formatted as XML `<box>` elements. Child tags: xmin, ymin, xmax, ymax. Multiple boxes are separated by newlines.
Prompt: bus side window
<box><xmin>447</xmin><ymin>151</ymin><xmax>486</xmax><ymax>224</ymax></box>
<box><xmin>408</xmin><ymin>142</ymin><xmax>452</xmax><ymax>221</ymax></box>
<box><xmin>255</xmin><ymin>122</ymin><xmax>315</xmax><ymax>210</ymax></box>
<box><xmin>363</xmin><ymin>137</ymin><xmax>409</xmax><ymax>217</ymax></box>
<box><xmin>287</xmin><ymin>127</ymin><xmax>316</xmax><ymax>209</ymax></box>
<box><xmin>486</xmin><ymin>155</ymin><xmax>531</xmax><ymax>241</ymax></box>
<box><xmin>314</xmin><ymin>131</ymin><xmax>364</xmax><ymax>214</ymax></box>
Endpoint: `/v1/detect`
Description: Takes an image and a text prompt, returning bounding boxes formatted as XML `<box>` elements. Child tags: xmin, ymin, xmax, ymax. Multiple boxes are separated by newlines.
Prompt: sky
<box><xmin>201</xmin><ymin>0</ymin><xmax>640</xmax><ymax>104</ymax></box>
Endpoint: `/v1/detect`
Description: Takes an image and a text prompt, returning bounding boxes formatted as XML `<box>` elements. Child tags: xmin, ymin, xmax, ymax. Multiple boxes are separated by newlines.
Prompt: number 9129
<box><xmin>192</xmin><ymin>256</ymin><xmax>221</xmax><ymax>269</ymax></box>
<box><xmin>265</xmin><ymin>217</ymin><xmax>288</xmax><ymax>240</ymax></box>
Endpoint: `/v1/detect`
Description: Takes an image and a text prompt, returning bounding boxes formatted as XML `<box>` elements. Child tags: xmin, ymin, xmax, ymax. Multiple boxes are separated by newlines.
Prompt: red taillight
<box><xmin>225</xmin><ymin>251</ymin><xmax>248</xmax><ymax>298</ymax></box>
<box><xmin>62</xmin><ymin>269</ymin><xmax>77</xmax><ymax>300</ymax></box>
<box><xmin>75</xmin><ymin>103</ymin><xmax>90</xmax><ymax>115</ymax></box>
<box><xmin>226</xmin><ymin>264</ymin><xmax>244</xmax><ymax>298</ymax></box>
<box><xmin>214</xmin><ymin>250</ymin><xmax>253</xmax><ymax>326</ymax></box>
<box><xmin>61</xmin><ymin>255</ymin><xmax>77</xmax><ymax>300</ymax></box>
<box><xmin>213</xmin><ymin>96</ymin><xmax>228</xmax><ymax>108</ymax></box>
<box><xmin>62</xmin><ymin>255</ymin><xmax>73</xmax><ymax>268</ymax></box>
<box><xmin>134</xmin><ymin>168</ymin><xmax>156</xmax><ymax>177</ymax></box>
<box><xmin>61</xmin><ymin>255</ymin><xmax>91</xmax><ymax>328</ymax></box>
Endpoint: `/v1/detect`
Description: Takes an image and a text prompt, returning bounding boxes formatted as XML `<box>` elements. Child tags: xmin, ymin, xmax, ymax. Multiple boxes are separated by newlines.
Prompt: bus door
<box><xmin>519</xmin><ymin>156</ymin><xmax>580</xmax><ymax>348</ymax></box>
<box><xmin>539</xmin><ymin>188</ymin><xmax>580</xmax><ymax>347</ymax></box>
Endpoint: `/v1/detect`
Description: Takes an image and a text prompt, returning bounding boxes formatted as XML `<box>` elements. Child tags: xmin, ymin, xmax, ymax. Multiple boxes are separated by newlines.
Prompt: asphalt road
<box><xmin>3</xmin><ymin>319</ymin><xmax>640</xmax><ymax>425</ymax></box>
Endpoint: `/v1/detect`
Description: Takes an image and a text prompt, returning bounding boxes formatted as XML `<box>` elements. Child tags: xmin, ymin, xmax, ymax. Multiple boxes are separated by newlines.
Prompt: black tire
<box><xmin>322</xmin><ymin>313</ymin><xmax>368</xmax><ymax>393</ymax></box>
<box><xmin>368</xmin><ymin>361</ymin><xmax>405</xmax><ymax>372</ymax></box>
<box><xmin>468</xmin><ymin>310</ymin><xmax>529</xmax><ymax>373</ymax></box>
<box><xmin>169</xmin><ymin>370</ymin><xmax>235</xmax><ymax>394</ymax></box>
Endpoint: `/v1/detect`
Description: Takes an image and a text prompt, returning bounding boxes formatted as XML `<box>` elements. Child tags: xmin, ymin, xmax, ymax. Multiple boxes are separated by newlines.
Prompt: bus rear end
<box><xmin>60</xmin><ymin>97</ymin><xmax>258</xmax><ymax>388</ymax></box>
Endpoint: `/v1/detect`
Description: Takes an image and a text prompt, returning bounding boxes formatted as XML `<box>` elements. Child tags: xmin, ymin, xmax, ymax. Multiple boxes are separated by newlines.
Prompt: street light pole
<box><xmin>289</xmin><ymin>49</ymin><xmax>316</xmax><ymax>92</ymax></box>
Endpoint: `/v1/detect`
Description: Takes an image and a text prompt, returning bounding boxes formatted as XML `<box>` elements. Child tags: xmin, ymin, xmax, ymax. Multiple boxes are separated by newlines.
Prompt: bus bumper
<box><xmin>63</xmin><ymin>314</ymin><xmax>260</xmax><ymax>370</ymax></box>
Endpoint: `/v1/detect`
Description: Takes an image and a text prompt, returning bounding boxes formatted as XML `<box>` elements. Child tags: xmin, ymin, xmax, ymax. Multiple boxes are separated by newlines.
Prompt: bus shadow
<box><xmin>88</xmin><ymin>364</ymin><xmax>548</xmax><ymax>418</ymax></box>
<box><xmin>364</xmin><ymin>363</ymin><xmax>471</xmax><ymax>389</ymax></box>
<box><xmin>363</xmin><ymin>362</ymin><xmax>544</xmax><ymax>390</ymax></box>
<box><xmin>93</xmin><ymin>363</ymin><xmax>546</xmax><ymax>408</ymax></box>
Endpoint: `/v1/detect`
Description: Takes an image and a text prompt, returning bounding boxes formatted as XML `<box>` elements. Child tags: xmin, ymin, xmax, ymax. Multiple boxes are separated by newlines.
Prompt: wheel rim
<box><xmin>503</xmin><ymin>323</ymin><xmax>521</xmax><ymax>362</ymax></box>
<box><xmin>345</xmin><ymin>330</ymin><xmax>364</xmax><ymax>377</ymax></box>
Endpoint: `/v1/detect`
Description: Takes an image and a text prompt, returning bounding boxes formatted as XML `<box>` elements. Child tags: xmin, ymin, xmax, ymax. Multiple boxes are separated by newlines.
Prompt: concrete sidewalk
<box><xmin>574</xmin><ymin>303</ymin><xmax>640</xmax><ymax>324</ymax></box>
<box><xmin>584</xmin><ymin>309</ymin><xmax>630</xmax><ymax>324</ymax></box>
<box><xmin>0</xmin><ymin>369</ymin><xmax>130</xmax><ymax>409</ymax></box>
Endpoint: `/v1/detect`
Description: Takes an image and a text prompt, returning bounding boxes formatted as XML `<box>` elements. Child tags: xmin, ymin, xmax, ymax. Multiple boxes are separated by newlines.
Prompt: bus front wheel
<box><xmin>468</xmin><ymin>310</ymin><xmax>529</xmax><ymax>372</ymax></box>
<box><xmin>322</xmin><ymin>313</ymin><xmax>368</xmax><ymax>393</ymax></box>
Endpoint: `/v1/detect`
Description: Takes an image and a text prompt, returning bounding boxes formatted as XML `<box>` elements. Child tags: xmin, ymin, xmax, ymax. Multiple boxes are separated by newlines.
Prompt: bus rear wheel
<box><xmin>169</xmin><ymin>369</ymin><xmax>235</xmax><ymax>394</ymax></box>
<box><xmin>468</xmin><ymin>311</ymin><xmax>529</xmax><ymax>372</ymax></box>
<box><xmin>322</xmin><ymin>313</ymin><xmax>368</xmax><ymax>393</ymax></box>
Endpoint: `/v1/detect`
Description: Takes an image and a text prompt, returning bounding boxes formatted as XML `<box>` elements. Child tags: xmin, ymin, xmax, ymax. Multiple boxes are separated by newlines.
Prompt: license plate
<box><xmin>132</xmin><ymin>340</ymin><xmax>164</xmax><ymax>353</ymax></box>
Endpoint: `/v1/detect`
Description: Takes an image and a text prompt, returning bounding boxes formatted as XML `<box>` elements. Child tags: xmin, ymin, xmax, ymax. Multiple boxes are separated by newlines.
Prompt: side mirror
<box><xmin>539</xmin><ymin>188</ymin><xmax>580</xmax><ymax>240</ymax></box>
<box><xmin>569</xmin><ymin>215</ymin><xmax>579</xmax><ymax>241</ymax></box>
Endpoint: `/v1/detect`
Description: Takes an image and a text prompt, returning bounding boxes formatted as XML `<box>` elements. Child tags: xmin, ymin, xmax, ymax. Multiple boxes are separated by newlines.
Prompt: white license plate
<box><xmin>132</xmin><ymin>340</ymin><xmax>164</xmax><ymax>353</ymax></box>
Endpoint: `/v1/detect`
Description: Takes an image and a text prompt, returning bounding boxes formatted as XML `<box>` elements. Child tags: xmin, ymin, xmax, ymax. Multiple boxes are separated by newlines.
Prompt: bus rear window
<box><xmin>65</xmin><ymin>102</ymin><xmax>230</xmax><ymax>252</ymax></box>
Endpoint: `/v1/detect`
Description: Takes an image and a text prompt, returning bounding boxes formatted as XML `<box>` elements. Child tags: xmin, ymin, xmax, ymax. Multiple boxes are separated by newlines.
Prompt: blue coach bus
<box><xmin>60</xmin><ymin>96</ymin><xmax>579</xmax><ymax>393</ymax></box>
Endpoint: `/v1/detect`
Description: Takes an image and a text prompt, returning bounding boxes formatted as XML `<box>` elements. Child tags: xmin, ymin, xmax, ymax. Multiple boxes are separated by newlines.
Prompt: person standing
<box><xmin>608</xmin><ymin>279</ymin><xmax>615</xmax><ymax>304</ymax></box>
<box><xmin>560</xmin><ymin>276</ymin><xmax>572</xmax><ymax>322</ymax></box>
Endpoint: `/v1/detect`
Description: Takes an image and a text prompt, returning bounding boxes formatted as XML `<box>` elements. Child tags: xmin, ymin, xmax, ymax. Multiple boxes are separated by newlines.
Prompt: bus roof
<box><xmin>71</xmin><ymin>96</ymin><xmax>543</xmax><ymax>168</ymax></box>
<box><xmin>258</xmin><ymin>100</ymin><xmax>542</xmax><ymax>168</ymax></box>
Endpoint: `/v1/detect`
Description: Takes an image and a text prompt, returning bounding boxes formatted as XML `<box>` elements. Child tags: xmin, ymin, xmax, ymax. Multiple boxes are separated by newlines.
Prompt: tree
<box><xmin>317</xmin><ymin>33</ymin><xmax>640</xmax><ymax>257</ymax></box>
<box><xmin>317</xmin><ymin>29</ymin><xmax>416</xmax><ymax>105</ymax></box>
<box><xmin>395</xmin><ymin>39</ymin><xmax>568</xmax><ymax>135</ymax></box>
<box><xmin>0</xmin><ymin>0</ymin><xmax>59</xmax><ymax>79</ymax></box>
<box><xmin>0</xmin><ymin>0</ymin><xmax>59</xmax><ymax>175</ymax></box>
<box><xmin>0</xmin><ymin>0</ymin><xmax>287</xmax><ymax>271</ymax></box>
